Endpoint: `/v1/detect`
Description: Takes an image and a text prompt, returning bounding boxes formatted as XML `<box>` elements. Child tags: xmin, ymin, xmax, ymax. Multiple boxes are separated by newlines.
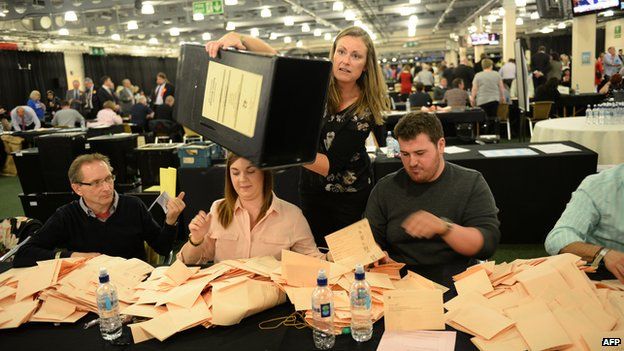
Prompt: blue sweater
<box><xmin>14</xmin><ymin>195</ymin><xmax>177</xmax><ymax>267</ymax></box>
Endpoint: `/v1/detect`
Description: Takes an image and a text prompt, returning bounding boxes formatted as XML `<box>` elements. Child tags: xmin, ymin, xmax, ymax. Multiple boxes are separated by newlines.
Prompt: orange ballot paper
<box><xmin>325</xmin><ymin>219</ymin><xmax>385</xmax><ymax>268</ymax></box>
<box><xmin>383</xmin><ymin>289</ymin><xmax>445</xmax><ymax>331</ymax></box>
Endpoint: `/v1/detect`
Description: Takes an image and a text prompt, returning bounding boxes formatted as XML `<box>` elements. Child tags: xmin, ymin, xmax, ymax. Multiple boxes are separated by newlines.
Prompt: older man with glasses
<box><xmin>14</xmin><ymin>153</ymin><xmax>186</xmax><ymax>267</ymax></box>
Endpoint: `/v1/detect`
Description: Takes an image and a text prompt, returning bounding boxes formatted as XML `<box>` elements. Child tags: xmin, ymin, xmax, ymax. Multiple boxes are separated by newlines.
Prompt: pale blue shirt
<box><xmin>545</xmin><ymin>164</ymin><xmax>624</xmax><ymax>255</ymax></box>
<box><xmin>604</xmin><ymin>53</ymin><xmax>623</xmax><ymax>77</ymax></box>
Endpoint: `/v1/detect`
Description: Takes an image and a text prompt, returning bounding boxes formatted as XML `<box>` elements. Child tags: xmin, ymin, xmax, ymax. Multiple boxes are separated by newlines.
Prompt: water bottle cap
<box><xmin>99</xmin><ymin>267</ymin><xmax>109</xmax><ymax>283</ymax></box>
<box><xmin>317</xmin><ymin>269</ymin><xmax>328</xmax><ymax>286</ymax></box>
<box><xmin>354</xmin><ymin>264</ymin><xmax>365</xmax><ymax>280</ymax></box>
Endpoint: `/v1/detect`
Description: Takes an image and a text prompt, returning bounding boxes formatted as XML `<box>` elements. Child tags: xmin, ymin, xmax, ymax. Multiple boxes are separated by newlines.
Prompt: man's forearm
<box><xmin>441</xmin><ymin>225</ymin><xmax>484</xmax><ymax>256</ymax></box>
<box><xmin>559</xmin><ymin>241</ymin><xmax>602</xmax><ymax>263</ymax></box>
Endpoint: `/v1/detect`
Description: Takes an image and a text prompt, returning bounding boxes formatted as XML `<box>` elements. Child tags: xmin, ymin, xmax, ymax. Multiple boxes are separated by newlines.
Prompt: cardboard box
<box><xmin>175</xmin><ymin>44</ymin><xmax>332</xmax><ymax>169</ymax></box>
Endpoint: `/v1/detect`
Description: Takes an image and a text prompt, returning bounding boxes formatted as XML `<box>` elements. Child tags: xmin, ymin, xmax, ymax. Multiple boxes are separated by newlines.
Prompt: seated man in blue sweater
<box><xmin>14</xmin><ymin>153</ymin><xmax>186</xmax><ymax>267</ymax></box>
<box><xmin>365</xmin><ymin>112</ymin><xmax>500</xmax><ymax>285</ymax></box>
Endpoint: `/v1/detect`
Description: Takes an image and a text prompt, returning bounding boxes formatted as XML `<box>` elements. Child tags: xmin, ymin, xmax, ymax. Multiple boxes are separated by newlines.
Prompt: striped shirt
<box><xmin>545</xmin><ymin>164</ymin><xmax>624</xmax><ymax>255</ymax></box>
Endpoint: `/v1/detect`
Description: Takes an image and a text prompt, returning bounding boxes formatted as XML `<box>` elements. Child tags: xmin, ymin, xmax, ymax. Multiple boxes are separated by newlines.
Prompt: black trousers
<box><xmin>478</xmin><ymin>101</ymin><xmax>499</xmax><ymax>135</ymax></box>
<box><xmin>300</xmin><ymin>187</ymin><xmax>371</xmax><ymax>248</ymax></box>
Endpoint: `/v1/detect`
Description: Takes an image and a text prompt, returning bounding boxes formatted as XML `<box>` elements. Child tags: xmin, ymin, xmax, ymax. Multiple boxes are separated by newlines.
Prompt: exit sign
<box><xmin>615</xmin><ymin>25</ymin><xmax>621</xmax><ymax>39</ymax></box>
<box><xmin>193</xmin><ymin>0</ymin><xmax>223</xmax><ymax>15</ymax></box>
<box><xmin>90</xmin><ymin>47</ymin><xmax>105</xmax><ymax>56</ymax></box>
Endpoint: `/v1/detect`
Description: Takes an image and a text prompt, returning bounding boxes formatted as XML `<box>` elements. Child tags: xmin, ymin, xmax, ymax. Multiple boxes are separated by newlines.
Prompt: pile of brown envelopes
<box><xmin>445</xmin><ymin>253</ymin><xmax>624</xmax><ymax>351</ymax></box>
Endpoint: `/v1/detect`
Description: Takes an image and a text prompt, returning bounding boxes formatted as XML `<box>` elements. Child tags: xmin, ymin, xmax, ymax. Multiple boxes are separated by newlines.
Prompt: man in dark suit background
<box><xmin>150</xmin><ymin>72</ymin><xmax>175</xmax><ymax>117</ymax></box>
<box><xmin>453</xmin><ymin>58</ymin><xmax>476</xmax><ymax>91</ymax></box>
<box><xmin>83</xmin><ymin>78</ymin><xmax>96</xmax><ymax>119</ymax></box>
<box><xmin>65</xmin><ymin>80</ymin><xmax>83</xmax><ymax>112</ymax></box>
<box><xmin>531</xmin><ymin>46</ymin><xmax>551</xmax><ymax>92</ymax></box>
<box><xmin>93</xmin><ymin>76</ymin><xmax>119</xmax><ymax>116</ymax></box>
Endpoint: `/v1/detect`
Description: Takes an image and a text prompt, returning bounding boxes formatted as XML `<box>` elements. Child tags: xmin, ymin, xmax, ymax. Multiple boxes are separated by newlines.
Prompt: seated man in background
<box><xmin>432</xmin><ymin>77</ymin><xmax>448</xmax><ymax>101</ymax></box>
<box><xmin>10</xmin><ymin>106</ymin><xmax>41</xmax><ymax>131</ymax></box>
<box><xmin>545</xmin><ymin>164</ymin><xmax>624</xmax><ymax>283</ymax></box>
<box><xmin>154</xmin><ymin>95</ymin><xmax>175</xmax><ymax>121</ymax></box>
<box><xmin>129</xmin><ymin>96</ymin><xmax>154</xmax><ymax>132</ymax></box>
<box><xmin>408</xmin><ymin>82</ymin><xmax>432</xmax><ymax>109</ymax></box>
<box><xmin>51</xmin><ymin>100</ymin><xmax>86</xmax><ymax>128</ymax></box>
<box><xmin>14</xmin><ymin>153</ymin><xmax>186</xmax><ymax>267</ymax></box>
<box><xmin>365</xmin><ymin>112</ymin><xmax>500</xmax><ymax>284</ymax></box>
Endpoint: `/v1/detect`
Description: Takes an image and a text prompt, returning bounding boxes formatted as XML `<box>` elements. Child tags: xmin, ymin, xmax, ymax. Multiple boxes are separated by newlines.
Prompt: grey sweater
<box><xmin>365</xmin><ymin>162</ymin><xmax>500</xmax><ymax>266</ymax></box>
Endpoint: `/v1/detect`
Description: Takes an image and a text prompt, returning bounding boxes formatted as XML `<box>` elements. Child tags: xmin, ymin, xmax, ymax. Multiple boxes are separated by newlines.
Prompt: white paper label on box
<box><xmin>29</xmin><ymin>201</ymin><xmax>38</xmax><ymax>206</ymax></box>
<box><xmin>183</xmin><ymin>157</ymin><xmax>195</xmax><ymax>164</ymax></box>
<box><xmin>202</xmin><ymin>61</ymin><xmax>263</xmax><ymax>138</ymax></box>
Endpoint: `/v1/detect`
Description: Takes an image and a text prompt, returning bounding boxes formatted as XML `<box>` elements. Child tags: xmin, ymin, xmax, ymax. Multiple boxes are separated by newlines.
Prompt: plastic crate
<box><xmin>177</xmin><ymin>144</ymin><xmax>213</xmax><ymax>168</ymax></box>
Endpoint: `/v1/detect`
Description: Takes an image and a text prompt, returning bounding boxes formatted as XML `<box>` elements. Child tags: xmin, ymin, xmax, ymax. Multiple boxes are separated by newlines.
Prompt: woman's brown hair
<box><xmin>216</xmin><ymin>153</ymin><xmax>274</xmax><ymax>228</ymax></box>
<box><xmin>326</xmin><ymin>26</ymin><xmax>390</xmax><ymax>125</ymax></box>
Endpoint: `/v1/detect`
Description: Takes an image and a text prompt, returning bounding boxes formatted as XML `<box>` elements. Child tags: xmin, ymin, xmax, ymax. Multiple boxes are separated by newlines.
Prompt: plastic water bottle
<box><xmin>311</xmin><ymin>269</ymin><xmax>335</xmax><ymax>350</ymax></box>
<box><xmin>385</xmin><ymin>132</ymin><xmax>399</xmax><ymax>158</ymax></box>
<box><xmin>586</xmin><ymin>105</ymin><xmax>593</xmax><ymax>124</ymax></box>
<box><xmin>350</xmin><ymin>264</ymin><xmax>373</xmax><ymax>342</ymax></box>
<box><xmin>96</xmin><ymin>267</ymin><xmax>122</xmax><ymax>341</ymax></box>
<box><xmin>596</xmin><ymin>106</ymin><xmax>604</xmax><ymax>125</ymax></box>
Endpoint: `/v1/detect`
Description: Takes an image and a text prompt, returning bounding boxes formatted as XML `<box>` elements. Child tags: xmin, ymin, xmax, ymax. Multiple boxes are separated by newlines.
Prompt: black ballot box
<box><xmin>19</xmin><ymin>192</ymin><xmax>79</xmax><ymax>223</ymax></box>
<box><xmin>12</xmin><ymin>148</ymin><xmax>46</xmax><ymax>194</ymax></box>
<box><xmin>175</xmin><ymin>44</ymin><xmax>332</xmax><ymax>169</ymax></box>
<box><xmin>86</xmin><ymin>125</ymin><xmax>125</xmax><ymax>138</ymax></box>
<box><xmin>87</xmin><ymin>133</ymin><xmax>139</xmax><ymax>185</ymax></box>
<box><xmin>134</xmin><ymin>143</ymin><xmax>183</xmax><ymax>188</ymax></box>
<box><xmin>35</xmin><ymin>132</ymin><xmax>88</xmax><ymax>192</ymax></box>
<box><xmin>13</xmin><ymin>128</ymin><xmax>61</xmax><ymax>148</ymax></box>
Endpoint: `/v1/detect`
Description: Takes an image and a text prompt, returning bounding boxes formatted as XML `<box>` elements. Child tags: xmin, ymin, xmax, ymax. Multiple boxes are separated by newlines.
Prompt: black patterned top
<box><xmin>300</xmin><ymin>105</ymin><xmax>373</xmax><ymax>194</ymax></box>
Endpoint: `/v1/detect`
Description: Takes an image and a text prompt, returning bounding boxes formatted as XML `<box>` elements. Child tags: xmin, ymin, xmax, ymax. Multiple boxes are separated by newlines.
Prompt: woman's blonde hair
<box><xmin>327</xmin><ymin>26</ymin><xmax>390</xmax><ymax>125</ymax></box>
<box><xmin>29</xmin><ymin>90</ymin><xmax>41</xmax><ymax>100</ymax></box>
<box><xmin>217</xmin><ymin>153</ymin><xmax>274</xmax><ymax>228</ymax></box>
<box><xmin>102</xmin><ymin>100</ymin><xmax>116</xmax><ymax>110</ymax></box>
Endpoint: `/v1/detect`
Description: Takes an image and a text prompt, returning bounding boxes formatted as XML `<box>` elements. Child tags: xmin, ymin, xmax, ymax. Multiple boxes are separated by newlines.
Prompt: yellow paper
<box><xmin>144</xmin><ymin>185</ymin><xmax>161</xmax><ymax>192</ymax></box>
<box><xmin>454</xmin><ymin>269</ymin><xmax>493</xmax><ymax>296</ymax></box>
<box><xmin>383</xmin><ymin>289</ymin><xmax>445</xmax><ymax>331</ymax></box>
<box><xmin>159</xmin><ymin>167</ymin><xmax>176</xmax><ymax>196</ymax></box>
<box><xmin>202</xmin><ymin>61</ymin><xmax>263</xmax><ymax>137</ymax></box>
<box><xmin>281</xmin><ymin>250</ymin><xmax>330</xmax><ymax>287</ymax></box>
<box><xmin>325</xmin><ymin>219</ymin><xmax>385</xmax><ymax>269</ymax></box>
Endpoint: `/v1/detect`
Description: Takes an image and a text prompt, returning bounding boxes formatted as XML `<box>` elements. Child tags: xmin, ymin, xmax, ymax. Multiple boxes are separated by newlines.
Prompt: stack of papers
<box><xmin>444</xmin><ymin>254</ymin><xmax>624</xmax><ymax>351</ymax></box>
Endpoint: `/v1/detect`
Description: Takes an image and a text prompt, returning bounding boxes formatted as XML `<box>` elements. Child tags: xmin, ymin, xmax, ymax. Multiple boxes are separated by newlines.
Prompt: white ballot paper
<box><xmin>148</xmin><ymin>191</ymin><xmax>171</xmax><ymax>214</ymax></box>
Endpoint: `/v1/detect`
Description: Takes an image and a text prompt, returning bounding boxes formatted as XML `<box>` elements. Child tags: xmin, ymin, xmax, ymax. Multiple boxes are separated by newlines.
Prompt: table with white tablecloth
<box><xmin>531</xmin><ymin>117</ymin><xmax>624</xmax><ymax>165</ymax></box>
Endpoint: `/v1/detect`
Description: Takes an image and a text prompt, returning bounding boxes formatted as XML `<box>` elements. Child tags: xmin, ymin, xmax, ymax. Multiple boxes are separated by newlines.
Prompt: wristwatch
<box><xmin>590</xmin><ymin>247</ymin><xmax>610</xmax><ymax>269</ymax></box>
<box><xmin>439</xmin><ymin>217</ymin><xmax>454</xmax><ymax>236</ymax></box>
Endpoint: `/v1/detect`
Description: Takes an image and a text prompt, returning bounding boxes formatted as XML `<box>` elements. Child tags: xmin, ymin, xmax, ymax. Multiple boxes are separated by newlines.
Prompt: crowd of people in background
<box><xmin>0</xmin><ymin>72</ymin><xmax>179</xmax><ymax>134</ymax></box>
<box><xmin>381</xmin><ymin>44</ymin><xmax>624</xmax><ymax>134</ymax></box>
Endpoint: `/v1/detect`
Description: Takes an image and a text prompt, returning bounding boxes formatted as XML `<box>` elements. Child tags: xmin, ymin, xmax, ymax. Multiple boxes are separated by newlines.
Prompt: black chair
<box><xmin>148</xmin><ymin>119</ymin><xmax>184</xmax><ymax>142</ymax></box>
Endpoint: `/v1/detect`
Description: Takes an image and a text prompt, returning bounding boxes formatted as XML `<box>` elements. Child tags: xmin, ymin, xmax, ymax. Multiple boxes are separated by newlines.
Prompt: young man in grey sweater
<box><xmin>365</xmin><ymin>112</ymin><xmax>500</xmax><ymax>282</ymax></box>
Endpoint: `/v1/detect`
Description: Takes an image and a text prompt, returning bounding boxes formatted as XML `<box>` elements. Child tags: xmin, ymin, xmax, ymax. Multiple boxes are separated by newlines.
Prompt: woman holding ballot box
<box><xmin>206</xmin><ymin>27</ymin><xmax>389</xmax><ymax>247</ymax></box>
<box><xmin>177</xmin><ymin>153</ymin><xmax>323</xmax><ymax>264</ymax></box>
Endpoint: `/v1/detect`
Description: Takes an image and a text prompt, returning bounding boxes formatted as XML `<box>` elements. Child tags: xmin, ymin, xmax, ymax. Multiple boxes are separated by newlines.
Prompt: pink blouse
<box><xmin>177</xmin><ymin>195</ymin><xmax>323</xmax><ymax>264</ymax></box>
<box><xmin>90</xmin><ymin>108</ymin><xmax>122</xmax><ymax>127</ymax></box>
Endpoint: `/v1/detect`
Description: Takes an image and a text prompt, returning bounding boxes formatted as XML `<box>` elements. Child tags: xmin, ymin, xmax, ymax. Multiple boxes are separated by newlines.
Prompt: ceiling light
<box><xmin>332</xmin><ymin>1</ymin><xmax>344</xmax><ymax>12</ymax></box>
<box><xmin>284</xmin><ymin>16</ymin><xmax>294</xmax><ymax>26</ymax></box>
<box><xmin>557</xmin><ymin>22</ymin><xmax>566</xmax><ymax>29</ymax></box>
<box><xmin>202</xmin><ymin>32</ymin><xmax>211</xmax><ymax>41</ymax></box>
<box><xmin>141</xmin><ymin>3</ymin><xmax>154</xmax><ymax>15</ymax></box>
<box><xmin>530</xmin><ymin>12</ymin><xmax>539</xmax><ymax>20</ymax></box>
<box><xmin>224</xmin><ymin>0</ymin><xmax>238</xmax><ymax>5</ymax></box>
<box><xmin>408</xmin><ymin>27</ymin><xmax>416</xmax><ymax>36</ymax></box>
<box><xmin>371</xmin><ymin>33</ymin><xmax>377</xmax><ymax>41</ymax></box>
<box><xmin>468</xmin><ymin>25</ymin><xmax>477</xmax><ymax>33</ymax></box>
<box><xmin>193</xmin><ymin>13</ymin><xmax>204</xmax><ymax>21</ymax></box>
<box><xmin>602</xmin><ymin>10</ymin><xmax>614</xmax><ymax>17</ymax></box>
<box><xmin>0</xmin><ymin>13</ymin><xmax>5</xmax><ymax>18</ymax></box>
<box><xmin>269</xmin><ymin>32</ymin><xmax>278</xmax><ymax>40</ymax></box>
<box><xmin>408</xmin><ymin>15</ymin><xmax>418</xmax><ymax>26</ymax></box>
<box><xmin>127</xmin><ymin>20</ymin><xmax>138</xmax><ymax>30</ymax></box>
<box><xmin>392</xmin><ymin>57</ymin><xmax>397</xmax><ymax>62</ymax></box>
<box><xmin>284</xmin><ymin>36</ymin><xmax>292</xmax><ymax>43</ymax></box>
<box><xmin>302</xmin><ymin>23</ymin><xmax>310</xmax><ymax>32</ymax></box>
<box><xmin>313</xmin><ymin>28</ymin><xmax>322</xmax><ymax>36</ymax></box>
<box><xmin>354</xmin><ymin>20</ymin><xmax>362</xmax><ymax>27</ymax></box>
<box><xmin>250</xmin><ymin>28</ymin><xmax>259</xmax><ymax>37</ymax></box>
<box><xmin>64</xmin><ymin>11</ymin><xmax>77</xmax><ymax>22</ymax></box>
<box><xmin>515</xmin><ymin>18</ymin><xmax>524</xmax><ymax>25</ymax></box>
<box><xmin>59</xmin><ymin>28</ymin><xmax>69</xmax><ymax>35</ymax></box>
<box><xmin>540</xmin><ymin>26</ymin><xmax>553</xmax><ymax>34</ymax></box>
<box><xmin>487</xmin><ymin>15</ymin><xmax>498</xmax><ymax>23</ymax></box>
<box><xmin>409</xmin><ymin>0</ymin><xmax>421</xmax><ymax>4</ymax></box>
<box><xmin>260</xmin><ymin>8</ymin><xmax>271</xmax><ymax>18</ymax></box>
<box><xmin>398</xmin><ymin>7</ymin><xmax>417</xmax><ymax>16</ymax></box>
<box><xmin>226</xmin><ymin>21</ymin><xmax>235</xmax><ymax>30</ymax></box>
<box><xmin>498</xmin><ymin>7</ymin><xmax>505</xmax><ymax>16</ymax></box>
<box><xmin>344</xmin><ymin>9</ymin><xmax>356</xmax><ymax>21</ymax></box>
<box><xmin>111</xmin><ymin>33</ymin><xmax>121</xmax><ymax>40</ymax></box>
<box><xmin>148</xmin><ymin>37</ymin><xmax>158</xmax><ymax>44</ymax></box>
<box><xmin>324</xmin><ymin>33</ymin><xmax>332</xmax><ymax>41</ymax></box>
<box><xmin>515</xmin><ymin>0</ymin><xmax>527</xmax><ymax>6</ymax></box>
<box><xmin>296</xmin><ymin>40</ymin><xmax>303</xmax><ymax>48</ymax></box>
<box><xmin>169</xmin><ymin>27</ymin><xmax>180</xmax><ymax>36</ymax></box>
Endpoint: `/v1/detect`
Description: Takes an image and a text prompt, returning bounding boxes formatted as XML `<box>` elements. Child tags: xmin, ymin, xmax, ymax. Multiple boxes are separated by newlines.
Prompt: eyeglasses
<box><xmin>77</xmin><ymin>175</ymin><xmax>115</xmax><ymax>187</ymax></box>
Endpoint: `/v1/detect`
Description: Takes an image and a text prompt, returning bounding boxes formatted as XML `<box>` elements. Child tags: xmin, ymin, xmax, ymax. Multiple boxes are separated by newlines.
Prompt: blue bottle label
<box><xmin>320</xmin><ymin>303</ymin><xmax>331</xmax><ymax>318</ymax></box>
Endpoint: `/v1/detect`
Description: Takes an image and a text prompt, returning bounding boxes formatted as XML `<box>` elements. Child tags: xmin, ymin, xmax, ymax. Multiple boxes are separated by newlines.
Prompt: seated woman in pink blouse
<box><xmin>89</xmin><ymin>100</ymin><xmax>122</xmax><ymax>127</ymax></box>
<box><xmin>177</xmin><ymin>153</ymin><xmax>323</xmax><ymax>264</ymax></box>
